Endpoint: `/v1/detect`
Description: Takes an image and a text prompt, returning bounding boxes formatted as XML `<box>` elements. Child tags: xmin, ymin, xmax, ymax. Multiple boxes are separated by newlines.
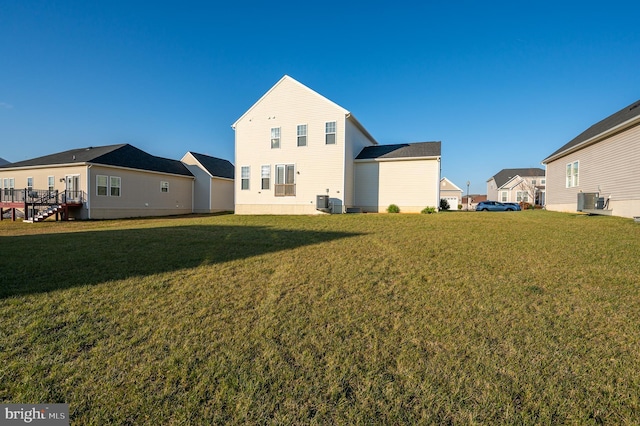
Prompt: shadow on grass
<box><xmin>0</xmin><ymin>224</ymin><xmax>361</xmax><ymax>298</ymax></box>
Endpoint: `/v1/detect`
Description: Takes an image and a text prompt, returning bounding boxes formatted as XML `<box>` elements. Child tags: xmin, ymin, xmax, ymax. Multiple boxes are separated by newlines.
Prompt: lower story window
<box><xmin>110</xmin><ymin>176</ymin><xmax>121</xmax><ymax>197</ymax></box>
<box><xmin>161</xmin><ymin>181</ymin><xmax>169</xmax><ymax>193</ymax></box>
<box><xmin>97</xmin><ymin>175</ymin><xmax>108</xmax><ymax>196</ymax></box>
<box><xmin>261</xmin><ymin>165</ymin><xmax>270</xmax><ymax>190</ymax></box>
<box><xmin>275</xmin><ymin>164</ymin><xmax>295</xmax><ymax>196</ymax></box>
<box><xmin>241</xmin><ymin>166</ymin><xmax>250</xmax><ymax>190</ymax></box>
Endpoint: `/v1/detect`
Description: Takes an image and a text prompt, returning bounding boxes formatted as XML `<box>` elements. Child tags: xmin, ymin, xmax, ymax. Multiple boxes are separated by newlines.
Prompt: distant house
<box><xmin>0</xmin><ymin>158</ymin><xmax>9</xmax><ymax>166</ymax></box>
<box><xmin>487</xmin><ymin>168</ymin><xmax>546</xmax><ymax>206</ymax></box>
<box><xmin>439</xmin><ymin>177</ymin><xmax>463</xmax><ymax>210</ymax></box>
<box><xmin>181</xmin><ymin>152</ymin><xmax>234</xmax><ymax>213</ymax></box>
<box><xmin>542</xmin><ymin>99</ymin><xmax>640</xmax><ymax>218</ymax></box>
<box><xmin>0</xmin><ymin>144</ymin><xmax>195</xmax><ymax>220</ymax></box>
<box><xmin>232</xmin><ymin>75</ymin><xmax>441</xmax><ymax>214</ymax></box>
<box><xmin>462</xmin><ymin>194</ymin><xmax>487</xmax><ymax>211</ymax></box>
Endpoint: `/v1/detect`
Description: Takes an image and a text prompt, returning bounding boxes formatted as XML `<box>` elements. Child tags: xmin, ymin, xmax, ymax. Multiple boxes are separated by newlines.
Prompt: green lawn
<box><xmin>1</xmin><ymin>211</ymin><xmax>640</xmax><ymax>424</ymax></box>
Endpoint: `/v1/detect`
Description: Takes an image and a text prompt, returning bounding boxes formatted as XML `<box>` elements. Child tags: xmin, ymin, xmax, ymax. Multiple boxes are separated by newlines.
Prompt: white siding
<box><xmin>546</xmin><ymin>124</ymin><xmax>640</xmax><ymax>218</ymax></box>
<box><xmin>234</xmin><ymin>76</ymin><xmax>371</xmax><ymax>214</ymax></box>
<box><xmin>354</xmin><ymin>158</ymin><xmax>440</xmax><ymax>213</ymax></box>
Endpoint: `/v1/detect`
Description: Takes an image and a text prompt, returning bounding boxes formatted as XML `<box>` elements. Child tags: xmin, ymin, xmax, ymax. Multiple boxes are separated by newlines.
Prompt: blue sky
<box><xmin>2</xmin><ymin>1</ymin><xmax>639</xmax><ymax>194</ymax></box>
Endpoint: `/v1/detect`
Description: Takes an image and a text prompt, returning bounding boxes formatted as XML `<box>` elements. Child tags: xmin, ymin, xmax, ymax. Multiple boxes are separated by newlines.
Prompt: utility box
<box><xmin>316</xmin><ymin>195</ymin><xmax>330</xmax><ymax>213</ymax></box>
<box><xmin>596</xmin><ymin>197</ymin><xmax>605</xmax><ymax>209</ymax></box>
<box><xmin>577</xmin><ymin>192</ymin><xmax>599</xmax><ymax>211</ymax></box>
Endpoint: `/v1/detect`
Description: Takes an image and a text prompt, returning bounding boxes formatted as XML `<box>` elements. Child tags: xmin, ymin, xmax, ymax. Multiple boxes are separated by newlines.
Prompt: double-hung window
<box><xmin>566</xmin><ymin>161</ymin><xmax>579</xmax><ymax>188</ymax></box>
<box><xmin>97</xmin><ymin>175</ymin><xmax>108</xmax><ymax>196</ymax></box>
<box><xmin>241</xmin><ymin>166</ymin><xmax>250</xmax><ymax>190</ymax></box>
<box><xmin>275</xmin><ymin>164</ymin><xmax>295</xmax><ymax>196</ymax></box>
<box><xmin>48</xmin><ymin>176</ymin><xmax>55</xmax><ymax>192</ymax></box>
<box><xmin>501</xmin><ymin>191</ymin><xmax>508</xmax><ymax>202</ymax></box>
<box><xmin>271</xmin><ymin>127</ymin><xmax>281</xmax><ymax>149</ymax></box>
<box><xmin>161</xmin><ymin>181</ymin><xmax>169</xmax><ymax>193</ymax></box>
<box><xmin>297</xmin><ymin>124</ymin><xmax>307</xmax><ymax>147</ymax></box>
<box><xmin>27</xmin><ymin>177</ymin><xmax>33</xmax><ymax>191</ymax></box>
<box><xmin>325</xmin><ymin>121</ymin><xmax>336</xmax><ymax>144</ymax></box>
<box><xmin>261</xmin><ymin>165</ymin><xmax>270</xmax><ymax>190</ymax></box>
<box><xmin>110</xmin><ymin>176</ymin><xmax>121</xmax><ymax>197</ymax></box>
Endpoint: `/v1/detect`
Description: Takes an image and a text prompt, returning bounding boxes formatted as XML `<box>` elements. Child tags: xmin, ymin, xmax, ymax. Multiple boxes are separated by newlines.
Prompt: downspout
<box><xmin>87</xmin><ymin>164</ymin><xmax>91</xmax><ymax>219</ymax></box>
<box><xmin>437</xmin><ymin>157</ymin><xmax>442</xmax><ymax>211</ymax></box>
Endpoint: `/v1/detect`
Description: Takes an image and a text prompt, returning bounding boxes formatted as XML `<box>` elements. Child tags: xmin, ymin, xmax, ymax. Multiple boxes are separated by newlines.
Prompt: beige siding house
<box><xmin>354</xmin><ymin>143</ymin><xmax>441</xmax><ymax>212</ymax></box>
<box><xmin>0</xmin><ymin>144</ymin><xmax>195</xmax><ymax>220</ymax></box>
<box><xmin>440</xmin><ymin>177</ymin><xmax>463</xmax><ymax>210</ymax></box>
<box><xmin>486</xmin><ymin>168</ymin><xmax>546</xmax><ymax>206</ymax></box>
<box><xmin>542</xmin><ymin>99</ymin><xmax>640</xmax><ymax>218</ymax></box>
<box><xmin>233</xmin><ymin>75</ymin><xmax>442</xmax><ymax>214</ymax></box>
<box><xmin>181</xmin><ymin>152</ymin><xmax>234</xmax><ymax>213</ymax></box>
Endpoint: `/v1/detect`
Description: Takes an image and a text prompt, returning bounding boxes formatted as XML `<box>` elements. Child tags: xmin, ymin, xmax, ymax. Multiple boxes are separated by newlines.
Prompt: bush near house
<box><xmin>421</xmin><ymin>206</ymin><xmax>437</xmax><ymax>214</ymax></box>
<box><xmin>439</xmin><ymin>198</ymin><xmax>450</xmax><ymax>210</ymax></box>
<box><xmin>387</xmin><ymin>204</ymin><xmax>400</xmax><ymax>213</ymax></box>
<box><xmin>1</xmin><ymin>212</ymin><xmax>640</xmax><ymax>424</ymax></box>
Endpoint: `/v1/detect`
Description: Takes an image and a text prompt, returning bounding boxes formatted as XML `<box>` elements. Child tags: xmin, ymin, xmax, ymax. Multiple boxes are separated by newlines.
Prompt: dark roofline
<box><xmin>187</xmin><ymin>152</ymin><xmax>234</xmax><ymax>180</ymax></box>
<box><xmin>543</xmin><ymin>99</ymin><xmax>640</xmax><ymax>163</ymax></box>
<box><xmin>355</xmin><ymin>141</ymin><xmax>441</xmax><ymax>160</ymax></box>
<box><xmin>0</xmin><ymin>144</ymin><xmax>193</xmax><ymax>177</ymax></box>
<box><xmin>490</xmin><ymin>168</ymin><xmax>545</xmax><ymax>188</ymax></box>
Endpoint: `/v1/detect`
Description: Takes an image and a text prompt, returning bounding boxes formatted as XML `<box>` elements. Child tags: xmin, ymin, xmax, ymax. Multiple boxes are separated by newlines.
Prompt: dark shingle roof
<box><xmin>188</xmin><ymin>152</ymin><xmax>234</xmax><ymax>179</ymax></box>
<box><xmin>543</xmin><ymin>99</ymin><xmax>640</xmax><ymax>162</ymax></box>
<box><xmin>0</xmin><ymin>144</ymin><xmax>193</xmax><ymax>177</ymax></box>
<box><xmin>0</xmin><ymin>157</ymin><xmax>9</xmax><ymax>166</ymax></box>
<box><xmin>356</xmin><ymin>141</ymin><xmax>441</xmax><ymax>160</ymax></box>
<box><xmin>491</xmin><ymin>168</ymin><xmax>545</xmax><ymax>188</ymax></box>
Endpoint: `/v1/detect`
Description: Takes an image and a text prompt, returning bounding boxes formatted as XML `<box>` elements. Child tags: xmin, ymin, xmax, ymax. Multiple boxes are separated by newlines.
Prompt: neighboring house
<box><xmin>0</xmin><ymin>144</ymin><xmax>195</xmax><ymax>220</ymax></box>
<box><xmin>542</xmin><ymin>99</ymin><xmax>640</xmax><ymax>218</ymax></box>
<box><xmin>181</xmin><ymin>152</ymin><xmax>234</xmax><ymax>213</ymax></box>
<box><xmin>439</xmin><ymin>177</ymin><xmax>463</xmax><ymax>210</ymax></box>
<box><xmin>232</xmin><ymin>75</ymin><xmax>442</xmax><ymax>214</ymax></box>
<box><xmin>462</xmin><ymin>194</ymin><xmax>487</xmax><ymax>211</ymax></box>
<box><xmin>0</xmin><ymin>158</ymin><xmax>9</xmax><ymax>166</ymax></box>
<box><xmin>486</xmin><ymin>168</ymin><xmax>546</xmax><ymax>206</ymax></box>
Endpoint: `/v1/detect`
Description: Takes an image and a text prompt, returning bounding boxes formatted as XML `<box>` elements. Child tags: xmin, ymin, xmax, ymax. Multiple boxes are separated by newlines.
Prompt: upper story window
<box><xmin>531</xmin><ymin>180</ymin><xmax>537</xmax><ymax>185</ymax></box>
<box><xmin>271</xmin><ymin>127</ymin><xmax>281</xmax><ymax>149</ymax></box>
<box><xmin>325</xmin><ymin>121</ymin><xmax>336</xmax><ymax>145</ymax></box>
<box><xmin>241</xmin><ymin>166</ymin><xmax>250</xmax><ymax>190</ymax></box>
<box><xmin>566</xmin><ymin>161</ymin><xmax>579</xmax><ymax>188</ymax></box>
<box><xmin>297</xmin><ymin>124</ymin><xmax>307</xmax><ymax>147</ymax></box>
<box><xmin>161</xmin><ymin>181</ymin><xmax>169</xmax><ymax>193</ymax></box>
<box><xmin>541</xmin><ymin>179</ymin><xmax>546</xmax><ymax>185</ymax></box>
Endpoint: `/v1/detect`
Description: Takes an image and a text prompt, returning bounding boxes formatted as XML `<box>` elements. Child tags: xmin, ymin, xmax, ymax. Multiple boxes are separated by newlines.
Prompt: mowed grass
<box><xmin>1</xmin><ymin>211</ymin><xmax>640</xmax><ymax>424</ymax></box>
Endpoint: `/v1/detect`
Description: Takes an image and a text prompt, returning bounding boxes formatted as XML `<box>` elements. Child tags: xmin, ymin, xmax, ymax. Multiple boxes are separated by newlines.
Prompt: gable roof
<box><xmin>0</xmin><ymin>144</ymin><xmax>193</xmax><ymax>177</ymax></box>
<box><xmin>355</xmin><ymin>142</ymin><xmax>441</xmax><ymax>160</ymax></box>
<box><xmin>186</xmin><ymin>152</ymin><xmax>234</xmax><ymax>179</ymax></box>
<box><xmin>490</xmin><ymin>168</ymin><xmax>545</xmax><ymax>188</ymax></box>
<box><xmin>543</xmin><ymin>99</ymin><xmax>640</xmax><ymax>163</ymax></box>
<box><xmin>440</xmin><ymin>177</ymin><xmax>463</xmax><ymax>191</ymax></box>
<box><xmin>232</xmin><ymin>75</ymin><xmax>378</xmax><ymax>145</ymax></box>
<box><xmin>0</xmin><ymin>157</ymin><xmax>9</xmax><ymax>166</ymax></box>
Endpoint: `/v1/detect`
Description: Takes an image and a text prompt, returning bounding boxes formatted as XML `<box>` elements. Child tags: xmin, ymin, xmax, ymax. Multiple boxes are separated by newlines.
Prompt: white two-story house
<box><xmin>232</xmin><ymin>75</ymin><xmax>441</xmax><ymax>214</ymax></box>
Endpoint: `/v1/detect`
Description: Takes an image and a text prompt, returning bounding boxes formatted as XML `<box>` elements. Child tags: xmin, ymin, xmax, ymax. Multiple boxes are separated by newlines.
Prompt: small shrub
<box><xmin>440</xmin><ymin>199</ymin><xmax>450</xmax><ymax>210</ymax></box>
<box><xmin>458</xmin><ymin>204</ymin><xmax>463</xmax><ymax>210</ymax></box>
<box><xmin>421</xmin><ymin>206</ymin><xmax>437</xmax><ymax>214</ymax></box>
<box><xmin>387</xmin><ymin>204</ymin><xmax>400</xmax><ymax>213</ymax></box>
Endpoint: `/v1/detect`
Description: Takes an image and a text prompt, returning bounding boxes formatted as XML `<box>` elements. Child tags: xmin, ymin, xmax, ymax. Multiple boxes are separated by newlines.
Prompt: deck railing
<box><xmin>1</xmin><ymin>189</ymin><xmax>85</xmax><ymax>204</ymax></box>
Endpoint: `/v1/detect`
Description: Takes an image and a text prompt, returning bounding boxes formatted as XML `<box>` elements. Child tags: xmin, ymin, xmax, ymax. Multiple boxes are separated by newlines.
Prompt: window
<box><xmin>271</xmin><ymin>127</ymin><xmax>280</xmax><ymax>149</ymax></box>
<box><xmin>516</xmin><ymin>191</ymin><xmax>529</xmax><ymax>202</ymax></box>
<box><xmin>501</xmin><ymin>191</ymin><xmax>508</xmax><ymax>202</ymax></box>
<box><xmin>297</xmin><ymin>124</ymin><xmax>307</xmax><ymax>147</ymax></box>
<box><xmin>161</xmin><ymin>181</ymin><xmax>169</xmax><ymax>193</ymax></box>
<box><xmin>531</xmin><ymin>180</ymin><xmax>537</xmax><ymax>185</ymax></box>
<box><xmin>3</xmin><ymin>178</ymin><xmax>14</xmax><ymax>197</ymax></box>
<box><xmin>325</xmin><ymin>121</ymin><xmax>336</xmax><ymax>144</ymax></box>
<box><xmin>27</xmin><ymin>177</ymin><xmax>33</xmax><ymax>191</ymax></box>
<box><xmin>110</xmin><ymin>176</ymin><xmax>121</xmax><ymax>197</ymax></box>
<box><xmin>48</xmin><ymin>176</ymin><xmax>55</xmax><ymax>192</ymax></box>
<box><xmin>541</xmin><ymin>179</ymin><xmax>546</xmax><ymax>185</ymax></box>
<box><xmin>241</xmin><ymin>166</ymin><xmax>250</xmax><ymax>190</ymax></box>
<box><xmin>97</xmin><ymin>175</ymin><xmax>108</xmax><ymax>196</ymax></box>
<box><xmin>566</xmin><ymin>161</ymin><xmax>579</xmax><ymax>188</ymax></box>
<box><xmin>275</xmin><ymin>164</ymin><xmax>295</xmax><ymax>196</ymax></box>
<box><xmin>261</xmin><ymin>165</ymin><xmax>270</xmax><ymax>190</ymax></box>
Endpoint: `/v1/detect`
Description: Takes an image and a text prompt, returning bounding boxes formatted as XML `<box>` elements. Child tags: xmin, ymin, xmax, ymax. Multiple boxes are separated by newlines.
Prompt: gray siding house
<box><xmin>542</xmin><ymin>99</ymin><xmax>640</xmax><ymax>218</ymax></box>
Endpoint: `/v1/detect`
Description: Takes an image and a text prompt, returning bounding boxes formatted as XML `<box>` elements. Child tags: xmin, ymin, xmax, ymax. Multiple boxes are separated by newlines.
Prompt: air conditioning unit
<box><xmin>316</xmin><ymin>195</ymin><xmax>330</xmax><ymax>213</ymax></box>
<box><xmin>577</xmin><ymin>192</ymin><xmax>599</xmax><ymax>211</ymax></box>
